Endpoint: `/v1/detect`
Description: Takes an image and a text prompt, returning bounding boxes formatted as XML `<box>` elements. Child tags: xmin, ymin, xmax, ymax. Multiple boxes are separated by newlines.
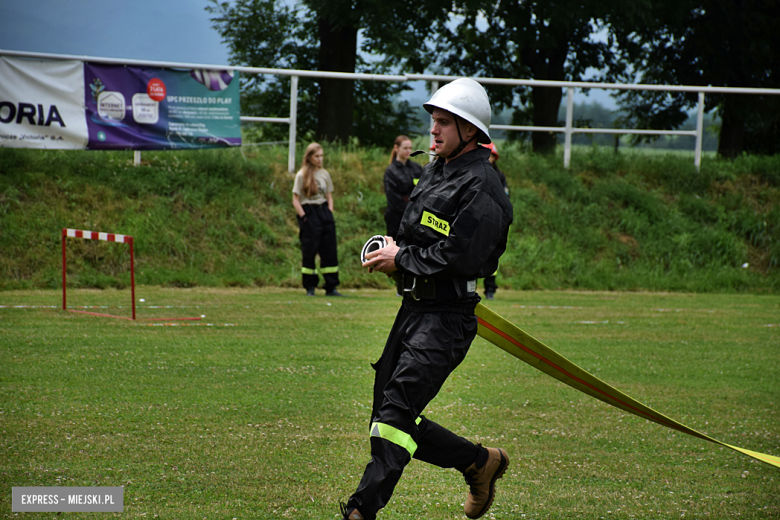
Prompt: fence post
<box><xmin>694</xmin><ymin>92</ymin><xmax>705</xmax><ymax>172</ymax></box>
<box><xmin>62</xmin><ymin>229</ymin><xmax>67</xmax><ymax>311</ymax></box>
<box><xmin>134</xmin><ymin>150</ymin><xmax>141</xmax><ymax>167</ymax></box>
<box><xmin>428</xmin><ymin>80</ymin><xmax>439</xmax><ymax>162</ymax></box>
<box><xmin>563</xmin><ymin>87</ymin><xmax>574</xmax><ymax>168</ymax></box>
<box><xmin>288</xmin><ymin>75</ymin><xmax>299</xmax><ymax>173</ymax></box>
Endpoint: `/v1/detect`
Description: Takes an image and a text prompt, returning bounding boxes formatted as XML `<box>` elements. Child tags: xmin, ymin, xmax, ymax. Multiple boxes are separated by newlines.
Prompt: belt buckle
<box><xmin>403</xmin><ymin>274</ymin><xmax>420</xmax><ymax>301</ymax></box>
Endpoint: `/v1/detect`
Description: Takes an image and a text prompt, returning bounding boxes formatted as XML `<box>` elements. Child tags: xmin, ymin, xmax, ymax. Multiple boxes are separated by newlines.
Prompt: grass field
<box><xmin>1</xmin><ymin>287</ymin><xmax>778</xmax><ymax>519</ymax></box>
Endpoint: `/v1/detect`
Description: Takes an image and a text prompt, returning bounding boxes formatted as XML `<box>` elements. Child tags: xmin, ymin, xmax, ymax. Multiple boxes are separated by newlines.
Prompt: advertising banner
<box><xmin>0</xmin><ymin>57</ymin><xmax>89</xmax><ymax>149</ymax></box>
<box><xmin>0</xmin><ymin>57</ymin><xmax>241</xmax><ymax>150</ymax></box>
<box><xmin>83</xmin><ymin>64</ymin><xmax>240</xmax><ymax>150</ymax></box>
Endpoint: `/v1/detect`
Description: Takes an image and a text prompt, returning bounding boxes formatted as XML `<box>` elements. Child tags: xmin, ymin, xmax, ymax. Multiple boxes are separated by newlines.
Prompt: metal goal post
<box><xmin>61</xmin><ymin>228</ymin><xmax>136</xmax><ymax>320</ymax></box>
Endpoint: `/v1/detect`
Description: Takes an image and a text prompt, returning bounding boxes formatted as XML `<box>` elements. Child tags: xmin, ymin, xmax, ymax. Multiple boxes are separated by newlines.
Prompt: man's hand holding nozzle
<box><xmin>362</xmin><ymin>235</ymin><xmax>399</xmax><ymax>274</ymax></box>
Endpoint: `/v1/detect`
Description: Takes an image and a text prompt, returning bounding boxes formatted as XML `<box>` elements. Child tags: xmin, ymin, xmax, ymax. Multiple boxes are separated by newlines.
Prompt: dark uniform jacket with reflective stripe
<box><xmin>394</xmin><ymin>146</ymin><xmax>513</xmax><ymax>280</ymax></box>
<box><xmin>384</xmin><ymin>159</ymin><xmax>423</xmax><ymax>215</ymax></box>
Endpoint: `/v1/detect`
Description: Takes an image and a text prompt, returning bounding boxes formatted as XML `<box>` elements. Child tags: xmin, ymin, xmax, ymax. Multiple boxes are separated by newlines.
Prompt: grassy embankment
<box><xmin>1</xmin><ymin>143</ymin><xmax>778</xmax><ymax>292</ymax></box>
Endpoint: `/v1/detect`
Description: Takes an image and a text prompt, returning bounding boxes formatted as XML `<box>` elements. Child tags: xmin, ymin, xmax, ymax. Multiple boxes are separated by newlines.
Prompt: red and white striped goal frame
<box><xmin>62</xmin><ymin>228</ymin><xmax>136</xmax><ymax>320</ymax></box>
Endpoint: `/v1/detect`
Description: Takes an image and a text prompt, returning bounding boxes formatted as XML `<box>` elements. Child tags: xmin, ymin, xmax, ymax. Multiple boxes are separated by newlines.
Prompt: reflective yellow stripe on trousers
<box><xmin>301</xmin><ymin>266</ymin><xmax>339</xmax><ymax>275</ymax></box>
<box><xmin>370</xmin><ymin>418</ymin><xmax>423</xmax><ymax>458</ymax></box>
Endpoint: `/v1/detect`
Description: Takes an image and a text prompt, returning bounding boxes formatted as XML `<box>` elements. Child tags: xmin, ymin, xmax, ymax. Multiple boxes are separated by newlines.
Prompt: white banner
<box><xmin>0</xmin><ymin>57</ymin><xmax>88</xmax><ymax>149</ymax></box>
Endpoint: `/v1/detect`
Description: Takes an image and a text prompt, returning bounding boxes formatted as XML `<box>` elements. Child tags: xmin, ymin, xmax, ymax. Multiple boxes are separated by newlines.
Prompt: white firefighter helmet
<box><xmin>424</xmin><ymin>78</ymin><xmax>492</xmax><ymax>144</ymax></box>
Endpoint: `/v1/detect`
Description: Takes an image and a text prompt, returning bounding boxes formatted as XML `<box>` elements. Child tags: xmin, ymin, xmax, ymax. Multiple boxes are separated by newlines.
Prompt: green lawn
<box><xmin>1</xmin><ymin>288</ymin><xmax>778</xmax><ymax>519</ymax></box>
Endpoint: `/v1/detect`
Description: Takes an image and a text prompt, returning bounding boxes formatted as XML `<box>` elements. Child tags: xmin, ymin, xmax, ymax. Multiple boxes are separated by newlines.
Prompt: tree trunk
<box><xmin>521</xmin><ymin>41</ymin><xmax>568</xmax><ymax>154</ymax></box>
<box><xmin>317</xmin><ymin>18</ymin><xmax>358</xmax><ymax>143</ymax></box>
<box><xmin>530</xmin><ymin>86</ymin><xmax>564</xmax><ymax>153</ymax></box>
<box><xmin>717</xmin><ymin>98</ymin><xmax>745</xmax><ymax>159</ymax></box>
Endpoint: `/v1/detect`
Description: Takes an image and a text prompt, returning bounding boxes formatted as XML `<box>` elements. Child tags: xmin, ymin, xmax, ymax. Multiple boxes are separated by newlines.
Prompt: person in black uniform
<box><xmin>341</xmin><ymin>79</ymin><xmax>513</xmax><ymax>520</ymax></box>
<box><xmin>481</xmin><ymin>142</ymin><xmax>510</xmax><ymax>300</ymax></box>
<box><xmin>383</xmin><ymin>135</ymin><xmax>423</xmax><ymax>239</ymax></box>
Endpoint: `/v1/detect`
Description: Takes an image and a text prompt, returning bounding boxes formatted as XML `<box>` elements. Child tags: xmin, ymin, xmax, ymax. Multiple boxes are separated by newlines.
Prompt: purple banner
<box><xmin>84</xmin><ymin>64</ymin><xmax>240</xmax><ymax>150</ymax></box>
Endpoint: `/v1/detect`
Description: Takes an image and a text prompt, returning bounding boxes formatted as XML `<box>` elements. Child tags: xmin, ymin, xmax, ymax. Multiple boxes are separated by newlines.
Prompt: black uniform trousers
<box><xmin>297</xmin><ymin>203</ymin><xmax>339</xmax><ymax>291</ymax></box>
<box><xmin>384</xmin><ymin>209</ymin><xmax>404</xmax><ymax>240</ymax></box>
<box><xmin>347</xmin><ymin>297</ymin><xmax>481</xmax><ymax>519</ymax></box>
<box><xmin>484</xmin><ymin>275</ymin><xmax>498</xmax><ymax>294</ymax></box>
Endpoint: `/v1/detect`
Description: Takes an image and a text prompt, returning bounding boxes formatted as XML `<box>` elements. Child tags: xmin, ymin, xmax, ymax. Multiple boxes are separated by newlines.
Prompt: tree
<box><xmin>305</xmin><ymin>0</ymin><xmax>448</xmax><ymax>142</ymax></box>
<box><xmin>207</xmin><ymin>0</ymin><xmax>318</xmax><ymax>140</ymax></box>
<box><xmin>208</xmin><ymin>0</ymin><xmax>434</xmax><ymax>146</ymax></box>
<box><xmin>608</xmin><ymin>0</ymin><xmax>780</xmax><ymax>157</ymax></box>
<box><xmin>305</xmin><ymin>0</ymin><xmax>359</xmax><ymax>142</ymax></box>
<box><xmin>431</xmin><ymin>0</ymin><xmax>626</xmax><ymax>153</ymax></box>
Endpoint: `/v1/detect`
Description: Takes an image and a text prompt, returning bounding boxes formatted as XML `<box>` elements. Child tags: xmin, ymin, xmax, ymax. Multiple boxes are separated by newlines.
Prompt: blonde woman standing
<box><xmin>292</xmin><ymin>142</ymin><xmax>342</xmax><ymax>296</ymax></box>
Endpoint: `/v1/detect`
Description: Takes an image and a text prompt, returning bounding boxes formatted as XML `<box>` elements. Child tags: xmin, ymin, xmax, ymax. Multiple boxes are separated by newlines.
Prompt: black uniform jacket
<box><xmin>493</xmin><ymin>164</ymin><xmax>509</xmax><ymax>196</ymax></box>
<box><xmin>384</xmin><ymin>159</ymin><xmax>423</xmax><ymax>215</ymax></box>
<box><xmin>394</xmin><ymin>147</ymin><xmax>513</xmax><ymax>280</ymax></box>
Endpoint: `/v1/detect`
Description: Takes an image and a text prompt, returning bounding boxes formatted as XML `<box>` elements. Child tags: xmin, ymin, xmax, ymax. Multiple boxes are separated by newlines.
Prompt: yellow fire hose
<box><xmin>475</xmin><ymin>303</ymin><xmax>780</xmax><ymax>469</ymax></box>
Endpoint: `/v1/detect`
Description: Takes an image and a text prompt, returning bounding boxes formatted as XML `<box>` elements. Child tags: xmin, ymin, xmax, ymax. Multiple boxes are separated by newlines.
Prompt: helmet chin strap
<box><xmin>447</xmin><ymin>115</ymin><xmax>476</xmax><ymax>159</ymax></box>
<box><xmin>410</xmin><ymin>116</ymin><xmax>478</xmax><ymax>159</ymax></box>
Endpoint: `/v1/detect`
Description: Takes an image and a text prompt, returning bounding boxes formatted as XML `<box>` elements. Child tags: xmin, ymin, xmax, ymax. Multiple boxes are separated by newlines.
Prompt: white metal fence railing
<box><xmin>3</xmin><ymin>49</ymin><xmax>780</xmax><ymax>172</ymax></box>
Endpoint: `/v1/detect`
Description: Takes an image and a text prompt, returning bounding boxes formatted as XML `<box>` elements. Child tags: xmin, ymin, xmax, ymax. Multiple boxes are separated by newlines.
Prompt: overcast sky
<box><xmin>0</xmin><ymin>0</ymin><xmax>230</xmax><ymax>64</ymax></box>
<box><xmin>0</xmin><ymin>0</ymin><xmax>615</xmax><ymax>108</ymax></box>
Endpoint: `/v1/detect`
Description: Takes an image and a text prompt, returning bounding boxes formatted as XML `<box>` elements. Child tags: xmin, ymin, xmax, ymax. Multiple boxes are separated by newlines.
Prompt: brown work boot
<box><xmin>339</xmin><ymin>502</ymin><xmax>364</xmax><ymax>520</ymax></box>
<box><xmin>463</xmin><ymin>446</ymin><xmax>509</xmax><ymax>519</ymax></box>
